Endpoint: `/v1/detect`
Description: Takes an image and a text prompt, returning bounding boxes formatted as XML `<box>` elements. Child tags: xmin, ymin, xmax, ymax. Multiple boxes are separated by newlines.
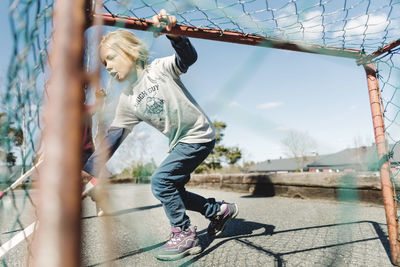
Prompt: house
<box><xmin>248</xmin><ymin>157</ymin><xmax>314</xmax><ymax>173</ymax></box>
<box><xmin>249</xmin><ymin>144</ymin><xmax>400</xmax><ymax>173</ymax></box>
<box><xmin>388</xmin><ymin>144</ymin><xmax>400</xmax><ymax>172</ymax></box>
<box><xmin>306</xmin><ymin>146</ymin><xmax>378</xmax><ymax>172</ymax></box>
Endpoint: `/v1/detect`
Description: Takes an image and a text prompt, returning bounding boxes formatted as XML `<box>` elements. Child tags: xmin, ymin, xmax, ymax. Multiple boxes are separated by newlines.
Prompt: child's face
<box><xmin>100</xmin><ymin>45</ymin><xmax>135</xmax><ymax>82</ymax></box>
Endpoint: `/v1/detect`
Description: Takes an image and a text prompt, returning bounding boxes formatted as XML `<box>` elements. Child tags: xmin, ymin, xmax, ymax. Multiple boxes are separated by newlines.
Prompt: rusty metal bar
<box><xmin>357</xmin><ymin>39</ymin><xmax>400</xmax><ymax>65</ymax></box>
<box><xmin>32</xmin><ymin>0</ymin><xmax>87</xmax><ymax>266</ymax></box>
<box><xmin>90</xmin><ymin>13</ymin><xmax>362</xmax><ymax>59</ymax></box>
<box><xmin>364</xmin><ymin>63</ymin><xmax>400</xmax><ymax>265</ymax></box>
<box><xmin>366</xmin><ymin>39</ymin><xmax>400</xmax><ymax>61</ymax></box>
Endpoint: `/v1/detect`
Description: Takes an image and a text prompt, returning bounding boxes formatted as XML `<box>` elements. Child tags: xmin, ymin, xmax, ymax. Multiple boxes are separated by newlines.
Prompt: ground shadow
<box><xmin>85</xmin><ymin>241</ymin><xmax>165</xmax><ymax>267</ymax></box>
<box><xmin>269</xmin><ymin>220</ymin><xmax>390</xmax><ymax>261</ymax></box>
<box><xmin>180</xmin><ymin>218</ymin><xmax>279</xmax><ymax>266</ymax></box>
<box><xmin>83</xmin><ymin>214</ymin><xmax>392</xmax><ymax>266</ymax></box>
<box><xmin>179</xmin><ymin>220</ymin><xmax>392</xmax><ymax>267</ymax></box>
<box><xmin>240</xmin><ymin>176</ymin><xmax>275</xmax><ymax>198</ymax></box>
<box><xmin>84</xmin><ymin>218</ymin><xmax>277</xmax><ymax>267</ymax></box>
<box><xmin>81</xmin><ymin>203</ymin><xmax>162</xmax><ymax>220</ymax></box>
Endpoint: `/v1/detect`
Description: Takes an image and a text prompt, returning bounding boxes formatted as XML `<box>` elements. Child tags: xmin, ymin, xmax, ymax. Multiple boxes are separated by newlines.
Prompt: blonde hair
<box><xmin>99</xmin><ymin>29</ymin><xmax>149</xmax><ymax>68</ymax></box>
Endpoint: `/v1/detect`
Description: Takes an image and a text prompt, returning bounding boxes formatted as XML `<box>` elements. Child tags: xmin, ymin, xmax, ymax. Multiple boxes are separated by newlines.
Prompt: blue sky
<box><xmin>178</xmin><ymin>37</ymin><xmax>372</xmax><ymax>159</ymax></box>
<box><xmin>0</xmin><ymin>1</ymin><xmax>379</xmax><ymax>172</ymax></box>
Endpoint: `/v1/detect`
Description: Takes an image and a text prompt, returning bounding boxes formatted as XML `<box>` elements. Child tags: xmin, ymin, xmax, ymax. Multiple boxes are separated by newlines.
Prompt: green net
<box><xmin>376</xmin><ymin>50</ymin><xmax>400</xmax><ymax>198</ymax></box>
<box><xmin>2</xmin><ymin>0</ymin><xmax>400</xmax><ymax>264</ymax></box>
<box><xmin>0</xmin><ymin>0</ymin><xmax>53</xmax><ymax>264</ymax></box>
<box><xmin>103</xmin><ymin>0</ymin><xmax>400</xmax><ymax>53</ymax></box>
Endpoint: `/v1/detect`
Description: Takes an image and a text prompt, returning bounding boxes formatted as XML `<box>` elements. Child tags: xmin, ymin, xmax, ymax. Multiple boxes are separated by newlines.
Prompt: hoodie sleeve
<box><xmin>167</xmin><ymin>35</ymin><xmax>198</xmax><ymax>73</ymax></box>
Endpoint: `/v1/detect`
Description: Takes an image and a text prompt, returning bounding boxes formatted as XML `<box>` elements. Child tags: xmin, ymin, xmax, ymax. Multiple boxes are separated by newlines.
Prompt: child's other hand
<box><xmin>95</xmin><ymin>88</ymin><xmax>106</xmax><ymax>99</ymax></box>
<box><xmin>94</xmin><ymin>88</ymin><xmax>106</xmax><ymax>110</ymax></box>
<box><xmin>152</xmin><ymin>9</ymin><xmax>178</xmax><ymax>38</ymax></box>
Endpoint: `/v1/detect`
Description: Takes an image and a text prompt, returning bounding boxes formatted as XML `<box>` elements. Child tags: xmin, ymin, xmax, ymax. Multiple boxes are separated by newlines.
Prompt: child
<box><xmin>80</xmin><ymin>86</ymin><xmax>107</xmax><ymax>216</ymax></box>
<box><xmin>83</xmin><ymin>9</ymin><xmax>239</xmax><ymax>260</ymax></box>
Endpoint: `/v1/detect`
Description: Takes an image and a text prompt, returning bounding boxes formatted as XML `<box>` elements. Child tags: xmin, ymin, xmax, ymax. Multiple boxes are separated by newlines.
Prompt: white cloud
<box><xmin>301</xmin><ymin>10</ymin><xmax>324</xmax><ymax>41</ymax></box>
<box><xmin>256</xmin><ymin>102</ymin><xmax>284</xmax><ymax>109</ymax></box>
<box><xmin>273</xmin><ymin>9</ymin><xmax>399</xmax><ymax>44</ymax></box>
<box><xmin>275</xmin><ymin>5</ymin><xmax>298</xmax><ymax>28</ymax></box>
<box><xmin>270</xmin><ymin>9</ymin><xmax>325</xmax><ymax>41</ymax></box>
<box><xmin>332</xmin><ymin>14</ymin><xmax>389</xmax><ymax>38</ymax></box>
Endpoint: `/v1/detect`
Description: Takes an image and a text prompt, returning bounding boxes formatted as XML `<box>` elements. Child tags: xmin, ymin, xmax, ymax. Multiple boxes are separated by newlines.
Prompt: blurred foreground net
<box><xmin>2</xmin><ymin>0</ymin><xmax>400</xmax><ymax>265</ymax></box>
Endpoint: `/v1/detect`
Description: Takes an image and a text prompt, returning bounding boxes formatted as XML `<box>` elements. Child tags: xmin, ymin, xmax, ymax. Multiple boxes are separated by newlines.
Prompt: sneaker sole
<box><xmin>155</xmin><ymin>245</ymin><xmax>202</xmax><ymax>261</ymax></box>
<box><xmin>214</xmin><ymin>203</ymin><xmax>239</xmax><ymax>237</ymax></box>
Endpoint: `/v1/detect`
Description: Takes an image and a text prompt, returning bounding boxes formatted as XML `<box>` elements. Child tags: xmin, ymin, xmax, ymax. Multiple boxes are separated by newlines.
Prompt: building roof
<box><xmin>307</xmin><ymin>146</ymin><xmax>378</xmax><ymax>171</ymax></box>
<box><xmin>309</xmin><ymin>144</ymin><xmax>400</xmax><ymax>170</ymax></box>
<box><xmin>249</xmin><ymin>157</ymin><xmax>314</xmax><ymax>172</ymax></box>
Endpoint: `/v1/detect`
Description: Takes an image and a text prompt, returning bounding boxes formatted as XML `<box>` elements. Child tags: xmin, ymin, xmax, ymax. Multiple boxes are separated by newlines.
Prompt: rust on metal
<box><xmin>357</xmin><ymin>39</ymin><xmax>400</xmax><ymax>65</ymax></box>
<box><xmin>32</xmin><ymin>0</ymin><xmax>86</xmax><ymax>266</ymax></box>
<box><xmin>91</xmin><ymin>13</ymin><xmax>362</xmax><ymax>59</ymax></box>
<box><xmin>364</xmin><ymin>63</ymin><xmax>400</xmax><ymax>265</ymax></box>
<box><xmin>367</xmin><ymin>39</ymin><xmax>400</xmax><ymax>61</ymax></box>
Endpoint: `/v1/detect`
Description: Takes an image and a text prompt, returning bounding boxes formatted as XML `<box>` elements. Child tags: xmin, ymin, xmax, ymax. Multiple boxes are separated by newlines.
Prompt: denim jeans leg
<box><xmin>178</xmin><ymin>187</ymin><xmax>221</xmax><ymax>219</ymax></box>
<box><xmin>151</xmin><ymin>140</ymin><xmax>219</xmax><ymax>229</ymax></box>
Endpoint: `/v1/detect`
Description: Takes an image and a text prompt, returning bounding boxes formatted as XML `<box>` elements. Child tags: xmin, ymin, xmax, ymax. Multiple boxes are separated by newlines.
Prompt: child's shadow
<box><xmin>85</xmin><ymin>218</ymin><xmax>275</xmax><ymax>267</ymax></box>
<box><xmin>186</xmin><ymin>218</ymin><xmax>275</xmax><ymax>265</ymax></box>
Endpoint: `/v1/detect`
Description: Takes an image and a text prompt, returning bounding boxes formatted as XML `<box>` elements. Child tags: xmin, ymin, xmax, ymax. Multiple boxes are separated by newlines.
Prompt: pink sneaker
<box><xmin>207</xmin><ymin>202</ymin><xmax>239</xmax><ymax>237</ymax></box>
<box><xmin>155</xmin><ymin>225</ymin><xmax>202</xmax><ymax>261</ymax></box>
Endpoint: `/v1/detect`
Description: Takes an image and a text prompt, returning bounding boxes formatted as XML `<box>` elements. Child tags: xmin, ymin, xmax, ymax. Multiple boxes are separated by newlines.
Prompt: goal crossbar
<box><xmin>91</xmin><ymin>13</ymin><xmax>362</xmax><ymax>60</ymax></box>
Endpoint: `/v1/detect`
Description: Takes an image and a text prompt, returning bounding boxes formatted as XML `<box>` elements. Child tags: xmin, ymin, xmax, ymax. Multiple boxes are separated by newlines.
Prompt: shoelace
<box><xmin>167</xmin><ymin>232</ymin><xmax>186</xmax><ymax>244</ymax></box>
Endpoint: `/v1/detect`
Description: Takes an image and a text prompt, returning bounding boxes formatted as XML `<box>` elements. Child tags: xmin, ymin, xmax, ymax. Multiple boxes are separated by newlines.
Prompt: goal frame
<box><xmin>29</xmin><ymin>1</ymin><xmax>400</xmax><ymax>265</ymax></box>
<box><xmin>85</xmin><ymin>7</ymin><xmax>400</xmax><ymax>265</ymax></box>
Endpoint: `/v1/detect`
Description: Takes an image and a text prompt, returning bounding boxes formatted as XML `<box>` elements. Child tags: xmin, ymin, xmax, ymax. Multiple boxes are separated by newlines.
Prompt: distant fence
<box><xmin>110</xmin><ymin>175</ymin><xmax>151</xmax><ymax>184</ymax></box>
<box><xmin>8</xmin><ymin>172</ymin><xmax>381</xmax><ymax>204</ymax></box>
<box><xmin>188</xmin><ymin>172</ymin><xmax>383</xmax><ymax>205</ymax></box>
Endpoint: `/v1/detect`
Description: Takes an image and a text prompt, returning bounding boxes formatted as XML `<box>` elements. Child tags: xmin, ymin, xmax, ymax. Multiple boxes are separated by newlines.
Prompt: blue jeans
<box><xmin>151</xmin><ymin>140</ymin><xmax>220</xmax><ymax>229</ymax></box>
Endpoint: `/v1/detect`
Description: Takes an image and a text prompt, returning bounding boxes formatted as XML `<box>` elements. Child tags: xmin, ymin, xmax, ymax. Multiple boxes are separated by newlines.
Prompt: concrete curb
<box><xmin>188</xmin><ymin>172</ymin><xmax>383</xmax><ymax>205</ymax></box>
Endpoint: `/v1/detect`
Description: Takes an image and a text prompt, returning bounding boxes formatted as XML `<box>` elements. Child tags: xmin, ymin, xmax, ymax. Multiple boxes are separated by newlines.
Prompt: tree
<box><xmin>0</xmin><ymin>113</ymin><xmax>23</xmax><ymax>166</ymax></box>
<box><xmin>195</xmin><ymin>121</ymin><xmax>242</xmax><ymax>173</ymax></box>
<box><xmin>131</xmin><ymin>159</ymin><xmax>157</xmax><ymax>183</ymax></box>
<box><xmin>226</xmin><ymin>146</ymin><xmax>242</xmax><ymax>165</ymax></box>
<box><xmin>132</xmin><ymin>159</ymin><xmax>157</xmax><ymax>178</ymax></box>
<box><xmin>281</xmin><ymin>129</ymin><xmax>317</xmax><ymax>171</ymax></box>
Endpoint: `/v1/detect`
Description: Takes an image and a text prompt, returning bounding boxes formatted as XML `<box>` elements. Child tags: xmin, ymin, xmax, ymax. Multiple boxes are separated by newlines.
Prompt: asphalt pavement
<box><xmin>0</xmin><ymin>184</ymin><xmax>395</xmax><ymax>266</ymax></box>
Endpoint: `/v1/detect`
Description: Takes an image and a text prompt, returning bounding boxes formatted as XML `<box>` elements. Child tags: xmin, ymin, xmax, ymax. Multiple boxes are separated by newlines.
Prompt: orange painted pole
<box><xmin>90</xmin><ymin>13</ymin><xmax>361</xmax><ymax>59</ymax></box>
<box><xmin>32</xmin><ymin>0</ymin><xmax>86</xmax><ymax>266</ymax></box>
<box><xmin>361</xmin><ymin>39</ymin><xmax>400</xmax><ymax>63</ymax></box>
<box><xmin>364</xmin><ymin>63</ymin><xmax>400</xmax><ymax>265</ymax></box>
